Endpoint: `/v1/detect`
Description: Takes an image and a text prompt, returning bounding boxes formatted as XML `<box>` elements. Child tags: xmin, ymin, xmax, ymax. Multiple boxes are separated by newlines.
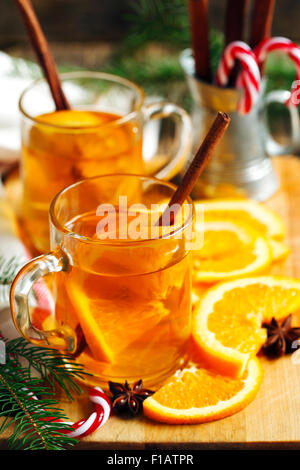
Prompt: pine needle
<box><xmin>6</xmin><ymin>337</ymin><xmax>88</xmax><ymax>401</ymax></box>
<box><xmin>0</xmin><ymin>256</ymin><xmax>26</xmax><ymax>307</ymax></box>
<box><xmin>0</xmin><ymin>337</ymin><xmax>91</xmax><ymax>450</ymax></box>
<box><xmin>0</xmin><ymin>366</ymin><xmax>77</xmax><ymax>450</ymax></box>
<box><xmin>0</xmin><ymin>256</ymin><xmax>25</xmax><ymax>285</ymax></box>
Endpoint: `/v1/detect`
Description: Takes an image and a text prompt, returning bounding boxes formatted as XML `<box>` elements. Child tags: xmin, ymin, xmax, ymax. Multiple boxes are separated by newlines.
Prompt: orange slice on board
<box><xmin>143</xmin><ymin>357</ymin><xmax>262</xmax><ymax>424</ymax></box>
<box><xmin>268</xmin><ymin>239</ymin><xmax>290</xmax><ymax>262</ymax></box>
<box><xmin>193</xmin><ymin>276</ymin><xmax>300</xmax><ymax>378</ymax></box>
<box><xmin>191</xmin><ymin>238</ymin><xmax>289</xmax><ymax>305</ymax></box>
<box><xmin>192</xmin><ymin>284</ymin><xmax>209</xmax><ymax>305</ymax></box>
<box><xmin>193</xmin><ymin>221</ymin><xmax>272</xmax><ymax>283</ymax></box>
<box><xmin>195</xmin><ymin>199</ymin><xmax>285</xmax><ymax>239</ymax></box>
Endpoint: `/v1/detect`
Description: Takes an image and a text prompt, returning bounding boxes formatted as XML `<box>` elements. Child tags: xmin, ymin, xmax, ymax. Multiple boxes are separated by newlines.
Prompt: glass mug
<box><xmin>10</xmin><ymin>174</ymin><xmax>194</xmax><ymax>388</ymax></box>
<box><xmin>19</xmin><ymin>71</ymin><xmax>192</xmax><ymax>253</ymax></box>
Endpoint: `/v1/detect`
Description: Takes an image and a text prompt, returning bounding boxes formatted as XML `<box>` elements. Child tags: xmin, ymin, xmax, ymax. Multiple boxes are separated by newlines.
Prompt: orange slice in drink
<box><xmin>75</xmin><ymin>317</ymin><xmax>189</xmax><ymax>385</ymax></box>
<box><xmin>66</xmin><ymin>276</ymin><xmax>170</xmax><ymax>363</ymax></box>
<box><xmin>143</xmin><ymin>357</ymin><xmax>262</xmax><ymax>424</ymax></box>
<box><xmin>193</xmin><ymin>276</ymin><xmax>300</xmax><ymax>378</ymax></box>
<box><xmin>36</xmin><ymin>110</ymin><xmax>113</xmax><ymax>127</ymax></box>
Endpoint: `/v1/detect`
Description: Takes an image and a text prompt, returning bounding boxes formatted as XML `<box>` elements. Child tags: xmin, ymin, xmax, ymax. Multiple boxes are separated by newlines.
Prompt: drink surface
<box><xmin>21</xmin><ymin>110</ymin><xmax>143</xmax><ymax>253</ymax></box>
<box><xmin>50</xmin><ymin>212</ymin><xmax>192</xmax><ymax>386</ymax></box>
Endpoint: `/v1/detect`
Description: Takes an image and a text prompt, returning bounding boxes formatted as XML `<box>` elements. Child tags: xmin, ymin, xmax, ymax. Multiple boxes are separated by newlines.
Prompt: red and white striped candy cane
<box><xmin>255</xmin><ymin>37</ymin><xmax>300</xmax><ymax>106</ymax></box>
<box><xmin>29</xmin><ymin>385</ymin><xmax>111</xmax><ymax>438</ymax></box>
<box><xmin>60</xmin><ymin>387</ymin><xmax>111</xmax><ymax>438</ymax></box>
<box><xmin>215</xmin><ymin>41</ymin><xmax>261</xmax><ymax>114</ymax></box>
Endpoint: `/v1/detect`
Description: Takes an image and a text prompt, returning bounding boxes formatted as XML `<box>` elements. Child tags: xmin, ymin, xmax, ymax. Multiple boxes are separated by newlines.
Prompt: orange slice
<box><xmin>192</xmin><ymin>284</ymin><xmax>208</xmax><ymax>305</ymax></box>
<box><xmin>268</xmin><ymin>239</ymin><xmax>290</xmax><ymax>262</ymax></box>
<box><xmin>193</xmin><ymin>276</ymin><xmax>300</xmax><ymax>378</ymax></box>
<box><xmin>143</xmin><ymin>358</ymin><xmax>262</xmax><ymax>424</ymax></box>
<box><xmin>66</xmin><ymin>278</ymin><xmax>169</xmax><ymax>363</ymax></box>
<box><xmin>195</xmin><ymin>199</ymin><xmax>285</xmax><ymax>239</ymax></box>
<box><xmin>193</xmin><ymin>221</ymin><xmax>272</xmax><ymax>283</ymax></box>
<box><xmin>36</xmin><ymin>110</ymin><xmax>114</xmax><ymax>127</ymax></box>
<box><xmin>74</xmin><ymin>318</ymin><xmax>185</xmax><ymax>384</ymax></box>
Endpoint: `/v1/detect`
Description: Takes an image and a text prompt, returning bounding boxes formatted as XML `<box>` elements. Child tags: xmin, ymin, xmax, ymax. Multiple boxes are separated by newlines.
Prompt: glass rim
<box><xmin>18</xmin><ymin>71</ymin><xmax>146</xmax><ymax>130</ymax></box>
<box><xmin>49</xmin><ymin>173</ymin><xmax>195</xmax><ymax>246</ymax></box>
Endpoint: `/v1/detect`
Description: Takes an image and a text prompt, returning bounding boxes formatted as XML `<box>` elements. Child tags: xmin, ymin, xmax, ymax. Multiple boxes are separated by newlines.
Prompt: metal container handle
<box><xmin>263</xmin><ymin>90</ymin><xmax>300</xmax><ymax>156</ymax></box>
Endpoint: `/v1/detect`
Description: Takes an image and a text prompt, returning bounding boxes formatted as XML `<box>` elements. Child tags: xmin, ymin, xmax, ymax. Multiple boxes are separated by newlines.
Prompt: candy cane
<box><xmin>255</xmin><ymin>37</ymin><xmax>300</xmax><ymax>106</ymax></box>
<box><xmin>60</xmin><ymin>387</ymin><xmax>111</xmax><ymax>438</ymax></box>
<box><xmin>3</xmin><ymin>342</ymin><xmax>111</xmax><ymax>440</ymax></box>
<box><xmin>215</xmin><ymin>41</ymin><xmax>261</xmax><ymax>114</ymax></box>
<box><xmin>235</xmin><ymin>68</ymin><xmax>260</xmax><ymax>114</ymax></box>
<box><xmin>29</xmin><ymin>385</ymin><xmax>111</xmax><ymax>439</ymax></box>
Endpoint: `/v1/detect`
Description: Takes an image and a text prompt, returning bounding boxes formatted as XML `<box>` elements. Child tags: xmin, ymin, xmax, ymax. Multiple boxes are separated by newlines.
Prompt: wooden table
<box><xmin>1</xmin><ymin>156</ymin><xmax>300</xmax><ymax>450</ymax></box>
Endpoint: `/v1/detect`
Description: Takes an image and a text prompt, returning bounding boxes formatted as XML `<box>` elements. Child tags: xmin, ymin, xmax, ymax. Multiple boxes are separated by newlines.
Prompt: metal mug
<box><xmin>180</xmin><ymin>49</ymin><xmax>300</xmax><ymax>201</ymax></box>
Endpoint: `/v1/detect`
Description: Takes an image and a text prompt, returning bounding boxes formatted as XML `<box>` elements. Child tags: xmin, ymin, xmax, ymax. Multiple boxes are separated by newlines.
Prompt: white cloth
<box><xmin>0</xmin><ymin>195</ymin><xmax>55</xmax><ymax>340</ymax></box>
<box><xmin>0</xmin><ymin>51</ymin><xmax>35</xmax><ymax>335</ymax></box>
<box><xmin>0</xmin><ymin>195</ymin><xmax>27</xmax><ymax>339</ymax></box>
<box><xmin>0</xmin><ymin>197</ymin><xmax>28</xmax><ymax>308</ymax></box>
<box><xmin>0</xmin><ymin>51</ymin><xmax>38</xmax><ymax>164</ymax></box>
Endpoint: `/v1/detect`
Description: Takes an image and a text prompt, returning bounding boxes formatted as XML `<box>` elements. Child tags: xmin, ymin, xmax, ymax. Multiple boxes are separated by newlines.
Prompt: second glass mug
<box><xmin>19</xmin><ymin>71</ymin><xmax>192</xmax><ymax>253</ymax></box>
<box><xmin>10</xmin><ymin>174</ymin><xmax>194</xmax><ymax>388</ymax></box>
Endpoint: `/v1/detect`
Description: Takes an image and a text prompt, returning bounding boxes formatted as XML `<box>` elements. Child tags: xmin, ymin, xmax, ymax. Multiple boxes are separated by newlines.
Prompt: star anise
<box><xmin>108</xmin><ymin>380</ymin><xmax>154</xmax><ymax>415</ymax></box>
<box><xmin>262</xmin><ymin>315</ymin><xmax>300</xmax><ymax>358</ymax></box>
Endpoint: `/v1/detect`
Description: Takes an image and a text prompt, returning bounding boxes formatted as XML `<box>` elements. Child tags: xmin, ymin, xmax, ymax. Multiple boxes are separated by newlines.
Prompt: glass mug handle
<box><xmin>10</xmin><ymin>249</ymin><xmax>75</xmax><ymax>352</ymax></box>
<box><xmin>142</xmin><ymin>102</ymin><xmax>192</xmax><ymax>180</ymax></box>
<box><xmin>262</xmin><ymin>89</ymin><xmax>300</xmax><ymax>156</ymax></box>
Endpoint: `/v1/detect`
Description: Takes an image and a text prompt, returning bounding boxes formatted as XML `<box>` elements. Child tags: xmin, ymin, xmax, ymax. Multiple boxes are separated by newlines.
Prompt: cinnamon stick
<box><xmin>188</xmin><ymin>0</ymin><xmax>211</xmax><ymax>82</ymax></box>
<box><xmin>225</xmin><ymin>0</ymin><xmax>250</xmax><ymax>86</ymax></box>
<box><xmin>158</xmin><ymin>112</ymin><xmax>230</xmax><ymax>226</ymax></box>
<box><xmin>14</xmin><ymin>0</ymin><xmax>70</xmax><ymax>110</ymax></box>
<box><xmin>249</xmin><ymin>0</ymin><xmax>275</xmax><ymax>49</ymax></box>
<box><xmin>225</xmin><ymin>0</ymin><xmax>250</xmax><ymax>45</ymax></box>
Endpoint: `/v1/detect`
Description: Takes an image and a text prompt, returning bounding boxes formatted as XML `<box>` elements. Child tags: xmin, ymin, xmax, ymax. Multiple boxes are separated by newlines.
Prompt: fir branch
<box><xmin>104</xmin><ymin>0</ymin><xmax>224</xmax><ymax>104</ymax></box>
<box><xmin>0</xmin><ymin>336</ymin><xmax>92</xmax><ymax>450</ymax></box>
<box><xmin>126</xmin><ymin>0</ymin><xmax>190</xmax><ymax>49</ymax></box>
<box><xmin>0</xmin><ymin>365</ymin><xmax>77</xmax><ymax>450</ymax></box>
<box><xmin>0</xmin><ymin>256</ymin><xmax>26</xmax><ymax>307</ymax></box>
<box><xmin>0</xmin><ymin>285</ymin><xmax>10</xmax><ymax>309</ymax></box>
<box><xmin>0</xmin><ymin>256</ymin><xmax>25</xmax><ymax>285</ymax></box>
<box><xmin>5</xmin><ymin>338</ymin><xmax>88</xmax><ymax>401</ymax></box>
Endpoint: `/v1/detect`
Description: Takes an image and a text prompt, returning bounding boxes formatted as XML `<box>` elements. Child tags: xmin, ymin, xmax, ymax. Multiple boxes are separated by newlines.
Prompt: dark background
<box><xmin>1</xmin><ymin>0</ymin><xmax>298</xmax><ymax>143</ymax></box>
<box><xmin>1</xmin><ymin>0</ymin><xmax>299</xmax><ymax>48</ymax></box>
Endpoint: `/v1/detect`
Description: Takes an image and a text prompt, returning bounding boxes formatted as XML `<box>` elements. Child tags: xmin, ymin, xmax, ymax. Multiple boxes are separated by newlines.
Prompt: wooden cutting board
<box><xmin>1</xmin><ymin>156</ymin><xmax>300</xmax><ymax>449</ymax></box>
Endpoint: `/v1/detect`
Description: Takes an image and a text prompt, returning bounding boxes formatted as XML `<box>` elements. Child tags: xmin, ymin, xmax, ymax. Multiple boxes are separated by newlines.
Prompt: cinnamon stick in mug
<box><xmin>14</xmin><ymin>0</ymin><xmax>70</xmax><ymax>110</ymax></box>
<box><xmin>158</xmin><ymin>112</ymin><xmax>230</xmax><ymax>226</ymax></box>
